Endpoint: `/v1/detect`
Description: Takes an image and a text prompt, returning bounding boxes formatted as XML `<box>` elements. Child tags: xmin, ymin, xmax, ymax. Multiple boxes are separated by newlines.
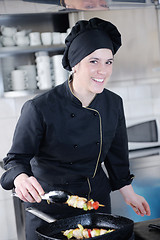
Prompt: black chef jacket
<box><xmin>1</xmin><ymin>79</ymin><xmax>133</xmax><ymax>192</ymax></box>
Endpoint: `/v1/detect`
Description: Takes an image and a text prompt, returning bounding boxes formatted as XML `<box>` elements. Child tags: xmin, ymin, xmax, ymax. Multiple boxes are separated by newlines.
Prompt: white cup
<box><xmin>14</xmin><ymin>30</ymin><xmax>26</xmax><ymax>37</ymax></box>
<box><xmin>29</xmin><ymin>32</ymin><xmax>41</xmax><ymax>46</ymax></box>
<box><xmin>17</xmin><ymin>65</ymin><xmax>37</xmax><ymax>90</ymax></box>
<box><xmin>11</xmin><ymin>70</ymin><xmax>28</xmax><ymax>91</ymax></box>
<box><xmin>36</xmin><ymin>55</ymin><xmax>50</xmax><ymax>64</ymax></box>
<box><xmin>60</xmin><ymin>32</ymin><xmax>68</xmax><ymax>44</ymax></box>
<box><xmin>14</xmin><ymin>35</ymin><xmax>29</xmax><ymax>46</ymax></box>
<box><xmin>35</xmin><ymin>51</ymin><xmax>49</xmax><ymax>58</ymax></box>
<box><xmin>51</xmin><ymin>55</ymin><xmax>68</xmax><ymax>86</ymax></box>
<box><xmin>1</xmin><ymin>25</ymin><xmax>17</xmax><ymax>37</ymax></box>
<box><xmin>37</xmin><ymin>71</ymin><xmax>52</xmax><ymax>90</ymax></box>
<box><xmin>52</xmin><ymin>32</ymin><xmax>61</xmax><ymax>45</ymax></box>
<box><xmin>1</xmin><ymin>36</ymin><xmax>15</xmax><ymax>47</ymax></box>
<box><xmin>41</xmin><ymin>32</ymin><xmax>52</xmax><ymax>45</ymax></box>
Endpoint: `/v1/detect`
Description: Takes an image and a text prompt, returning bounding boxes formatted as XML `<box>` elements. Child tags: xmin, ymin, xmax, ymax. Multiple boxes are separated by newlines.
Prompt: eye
<box><xmin>85</xmin><ymin>5</ymin><xmax>94</xmax><ymax>9</ymax></box>
<box><xmin>90</xmin><ymin>60</ymin><xmax>98</xmax><ymax>64</ymax></box>
<box><xmin>106</xmin><ymin>60</ymin><xmax>113</xmax><ymax>65</ymax></box>
<box><xmin>100</xmin><ymin>4</ymin><xmax>108</xmax><ymax>8</ymax></box>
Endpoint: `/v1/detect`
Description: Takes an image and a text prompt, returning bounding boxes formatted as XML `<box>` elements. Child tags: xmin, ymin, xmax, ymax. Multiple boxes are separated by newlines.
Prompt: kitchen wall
<box><xmin>1</xmin><ymin>6</ymin><xmax>160</xmax><ymax>240</ymax></box>
<box><xmin>81</xmin><ymin>6</ymin><xmax>160</xmax><ymax>125</ymax></box>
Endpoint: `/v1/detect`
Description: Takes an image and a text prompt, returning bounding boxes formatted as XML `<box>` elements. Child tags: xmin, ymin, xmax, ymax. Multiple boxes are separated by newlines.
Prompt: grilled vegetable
<box><xmin>66</xmin><ymin>196</ymin><xmax>104</xmax><ymax>211</ymax></box>
<box><xmin>63</xmin><ymin>224</ymin><xmax>115</xmax><ymax>239</ymax></box>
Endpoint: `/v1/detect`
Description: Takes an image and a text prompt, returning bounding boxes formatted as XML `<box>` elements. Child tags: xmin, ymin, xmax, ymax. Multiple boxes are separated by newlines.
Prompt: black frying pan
<box><xmin>27</xmin><ymin>208</ymin><xmax>134</xmax><ymax>240</ymax></box>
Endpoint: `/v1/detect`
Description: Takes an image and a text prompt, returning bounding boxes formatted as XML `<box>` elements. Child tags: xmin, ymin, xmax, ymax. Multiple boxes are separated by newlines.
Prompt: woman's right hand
<box><xmin>14</xmin><ymin>173</ymin><xmax>45</xmax><ymax>203</ymax></box>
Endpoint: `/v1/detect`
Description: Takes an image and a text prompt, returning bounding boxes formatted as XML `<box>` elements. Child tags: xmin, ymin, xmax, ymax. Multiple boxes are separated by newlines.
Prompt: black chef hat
<box><xmin>62</xmin><ymin>17</ymin><xmax>122</xmax><ymax>71</ymax></box>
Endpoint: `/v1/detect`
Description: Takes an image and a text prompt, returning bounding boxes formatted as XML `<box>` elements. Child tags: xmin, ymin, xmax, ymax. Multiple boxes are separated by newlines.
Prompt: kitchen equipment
<box><xmin>26</xmin><ymin>207</ymin><xmax>134</xmax><ymax>240</ymax></box>
<box><xmin>12</xmin><ymin>190</ymin><xmax>71</xmax><ymax>204</ymax></box>
<box><xmin>127</xmin><ymin>118</ymin><xmax>160</xmax><ymax>151</ymax></box>
<box><xmin>148</xmin><ymin>223</ymin><xmax>160</xmax><ymax>231</ymax></box>
<box><xmin>134</xmin><ymin>218</ymin><xmax>160</xmax><ymax>240</ymax></box>
<box><xmin>41</xmin><ymin>190</ymin><xmax>71</xmax><ymax>203</ymax></box>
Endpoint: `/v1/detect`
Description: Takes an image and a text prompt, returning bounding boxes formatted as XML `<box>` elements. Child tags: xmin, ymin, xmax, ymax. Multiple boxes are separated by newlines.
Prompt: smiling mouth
<box><xmin>91</xmin><ymin>77</ymin><xmax>104</xmax><ymax>83</ymax></box>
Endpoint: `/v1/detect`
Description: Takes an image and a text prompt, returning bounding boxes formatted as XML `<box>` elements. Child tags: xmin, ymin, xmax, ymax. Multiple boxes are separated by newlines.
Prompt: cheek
<box><xmin>107</xmin><ymin>66</ymin><xmax>113</xmax><ymax>76</ymax></box>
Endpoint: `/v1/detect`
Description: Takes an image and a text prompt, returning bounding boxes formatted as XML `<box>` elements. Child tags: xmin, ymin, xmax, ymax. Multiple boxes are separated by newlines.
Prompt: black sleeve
<box><xmin>0</xmin><ymin>100</ymin><xmax>45</xmax><ymax>190</ymax></box>
<box><xmin>104</xmin><ymin>98</ymin><xmax>134</xmax><ymax>191</ymax></box>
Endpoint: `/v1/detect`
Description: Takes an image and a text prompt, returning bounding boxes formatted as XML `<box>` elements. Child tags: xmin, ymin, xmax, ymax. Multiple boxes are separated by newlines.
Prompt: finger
<box><xmin>24</xmin><ymin>176</ymin><xmax>44</xmax><ymax>202</ymax></box>
<box><xmin>28</xmin><ymin>176</ymin><xmax>45</xmax><ymax>196</ymax></box>
<box><xmin>142</xmin><ymin>201</ymin><xmax>151</xmax><ymax>216</ymax></box>
<box><xmin>26</xmin><ymin>184</ymin><xmax>42</xmax><ymax>203</ymax></box>
<box><xmin>130</xmin><ymin>203</ymin><xmax>142</xmax><ymax>216</ymax></box>
<box><xmin>21</xmin><ymin>188</ymin><xmax>36</xmax><ymax>203</ymax></box>
<box><xmin>15</xmin><ymin>188</ymin><xmax>31</xmax><ymax>202</ymax></box>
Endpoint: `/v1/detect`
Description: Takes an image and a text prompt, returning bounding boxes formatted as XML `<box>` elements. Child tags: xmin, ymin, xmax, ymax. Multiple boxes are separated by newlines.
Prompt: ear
<box><xmin>72</xmin><ymin>67</ymin><xmax>76</xmax><ymax>74</ymax></box>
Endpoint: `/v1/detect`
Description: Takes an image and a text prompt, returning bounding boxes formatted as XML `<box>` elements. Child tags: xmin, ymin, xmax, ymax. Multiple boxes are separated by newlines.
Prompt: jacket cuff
<box><xmin>110</xmin><ymin>174</ymin><xmax>135</xmax><ymax>191</ymax></box>
<box><xmin>0</xmin><ymin>166</ymin><xmax>33</xmax><ymax>190</ymax></box>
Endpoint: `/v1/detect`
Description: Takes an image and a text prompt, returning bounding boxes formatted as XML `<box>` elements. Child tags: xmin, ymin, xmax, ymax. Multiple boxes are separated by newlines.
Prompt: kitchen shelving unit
<box><xmin>0</xmin><ymin>12</ymin><xmax>69</xmax><ymax>97</ymax></box>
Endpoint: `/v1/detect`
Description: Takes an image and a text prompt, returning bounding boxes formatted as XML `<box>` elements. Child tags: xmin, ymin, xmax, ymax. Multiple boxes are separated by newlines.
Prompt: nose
<box><xmin>97</xmin><ymin>63</ymin><xmax>109</xmax><ymax>75</ymax></box>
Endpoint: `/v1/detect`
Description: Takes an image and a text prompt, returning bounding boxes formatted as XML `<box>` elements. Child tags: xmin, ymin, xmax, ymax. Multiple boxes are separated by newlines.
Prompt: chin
<box><xmin>93</xmin><ymin>87</ymin><xmax>104</xmax><ymax>94</ymax></box>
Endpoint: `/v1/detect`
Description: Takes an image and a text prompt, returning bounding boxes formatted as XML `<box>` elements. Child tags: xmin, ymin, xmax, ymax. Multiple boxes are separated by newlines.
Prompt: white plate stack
<box><xmin>51</xmin><ymin>55</ymin><xmax>69</xmax><ymax>87</ymax></box>
<box><xmin>35</xmin><ymin>51</ymin><xmax>53</xmax><ymax>90</ymax></box>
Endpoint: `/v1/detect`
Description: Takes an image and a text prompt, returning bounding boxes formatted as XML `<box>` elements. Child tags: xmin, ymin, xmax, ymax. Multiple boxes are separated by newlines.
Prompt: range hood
<box><xmin>22</xmin><ymin>0</ymin><xmax>155</xmax><ymax>10</ymax></box>
<box><xmin>107</xmin><ymin>0</ymin><xmax>155</xmax><ymax>9</ymax></box>
<box><xmin>0</xmin><ymin>0</ymin><xmax>156</xmax><ymax>15</ymax></box>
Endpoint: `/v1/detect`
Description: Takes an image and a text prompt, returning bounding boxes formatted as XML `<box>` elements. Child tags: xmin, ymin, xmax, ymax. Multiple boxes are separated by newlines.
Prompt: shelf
<box><xmin>3</xmin><ymin>89</ymin><xmax>49</xmax><ymax>98</ymax></box>
<box><xmin>0</xmin><ymin>44</ymin><xmax>65</xmax><ymax>57</ymax></box>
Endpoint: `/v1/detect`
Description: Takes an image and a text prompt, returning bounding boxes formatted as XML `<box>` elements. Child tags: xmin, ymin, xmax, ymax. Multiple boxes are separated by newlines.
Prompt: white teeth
<box><xmin>92</xmin><ymin>78</ymin><xmax>104</xmax><ymax>83</ymax></box>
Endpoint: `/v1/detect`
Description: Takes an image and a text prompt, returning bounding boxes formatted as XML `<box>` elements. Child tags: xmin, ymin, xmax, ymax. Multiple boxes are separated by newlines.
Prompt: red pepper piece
<box><xmin>92</xmin><ymin>201</ymin><xmax>99</xmax><ymax>210</ymax></box>
<box><xmin>87</xmin><ymin>229</ymin><xmax>92</xmax><ymax>238</ymax></box>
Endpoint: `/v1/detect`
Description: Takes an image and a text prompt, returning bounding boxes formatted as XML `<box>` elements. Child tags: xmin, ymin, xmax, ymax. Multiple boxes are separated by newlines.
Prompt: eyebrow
<box><xmin>89</xmin><ymin>57</ymin><xmax>114</xmax><ymax>61</ymax></box>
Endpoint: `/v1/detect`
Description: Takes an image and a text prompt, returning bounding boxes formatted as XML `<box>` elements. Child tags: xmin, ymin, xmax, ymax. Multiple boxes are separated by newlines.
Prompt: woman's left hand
<box><xmin>119</xmin><ymin>184</ymin><xmax>151</xmax><ymax>217</ymax></box>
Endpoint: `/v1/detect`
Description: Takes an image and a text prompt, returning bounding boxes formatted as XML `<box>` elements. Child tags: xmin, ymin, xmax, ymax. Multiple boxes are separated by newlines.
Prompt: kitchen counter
<box><xmin>134</xmin><ymin>218</ymin><xmax>160</xmax><ymax>240</ymax></box>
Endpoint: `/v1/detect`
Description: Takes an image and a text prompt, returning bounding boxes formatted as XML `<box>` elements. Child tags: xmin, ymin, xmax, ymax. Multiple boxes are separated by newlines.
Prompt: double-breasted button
<box><xmin>71</xmin><ymin>113</ymin><xmax>75</xmax><ymax>118</ymax></box>
<box><xmin>96</xmin><ymin>141</ymin><xmax>100</xmax><ymax>145</ymax></box>
<box><xmin>74</xmin><ymin>144</ymin><xmax>78</xmax><ymax>148</ymax></box>
<box><xmin>93</xmin><ymin>112</ymin><xmax>97</xmax><ymax>116</ymax></box>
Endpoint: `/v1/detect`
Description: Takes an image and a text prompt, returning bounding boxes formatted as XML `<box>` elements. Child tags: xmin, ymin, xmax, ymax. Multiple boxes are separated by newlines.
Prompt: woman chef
<box><xmin>0</xmin><ymin>17</ymin><xmax>150</xmax><ymax>240</ymax></box>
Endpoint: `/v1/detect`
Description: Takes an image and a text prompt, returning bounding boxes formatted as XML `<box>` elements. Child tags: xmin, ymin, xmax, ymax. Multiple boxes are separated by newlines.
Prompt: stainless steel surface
<box><xmin>111</xmin><ymin>152</ymin><xmax>160</xmax><ymax>222</ymax></box>
<box><xmin>0</xmin><ymin>0</ymin><xmax>155</xmax><ymax>15</ymax></box>
<box><xmin>107</xmin><ymin>0</ymin><xmax>154</xmax><ymax>9</ymax></box>
<box><xmin>26</xmin><ymin>207</ymin><xmax>56</xmax><ymax>223</ymax></box>
<box><xmin>129</xmin><ymin>147</ymin><xmax>160</xmax><ymax>159</ymax></box>
<box><xmin>13</xmin><ymin>197</ymin><xmax>26</xmax><ymax>240</ymax></box>
<box><xmin>127</xmin><ymin>118</ymin><xmax>160</xmax><ymax>151</ymax></box>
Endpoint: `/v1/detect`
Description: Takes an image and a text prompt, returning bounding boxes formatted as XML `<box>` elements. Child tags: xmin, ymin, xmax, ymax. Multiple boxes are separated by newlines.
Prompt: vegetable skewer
<box><xmin>63</xmin><ymin>224</ymin><xmax>115</xmax><ymax>239</ymax></box>
<box><xmin>66</xmin><ymin>195</ymin><xmax>105</xmax><ymax>211</ymax></box>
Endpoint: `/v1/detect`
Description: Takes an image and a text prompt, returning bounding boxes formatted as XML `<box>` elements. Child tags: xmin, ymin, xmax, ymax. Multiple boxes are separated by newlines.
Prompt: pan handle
<box><xmin>26</xmin><ymin>207</ymin><xmax>57</xmax><ymax>223</ymax></box>
<box><xmin>148</xmin><ymin>224</ymin><xmax>160</xmax><ymax>231</ymax></box>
